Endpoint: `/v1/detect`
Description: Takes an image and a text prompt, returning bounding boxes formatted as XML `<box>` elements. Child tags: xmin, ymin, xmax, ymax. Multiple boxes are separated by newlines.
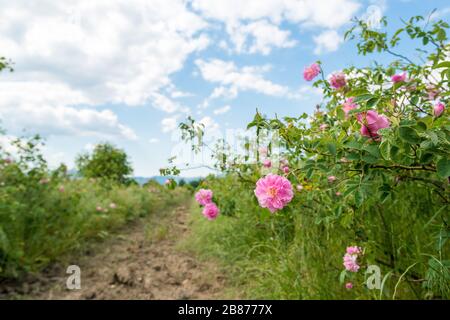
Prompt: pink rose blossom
<box><xmin>345</xmin><ymin>282</ymin><xmax>353</xmax><ymax>289</ymax></box>
<box><xmin>426</xmin><ymin>84</ymin><xmax>439</xmax><ymax>100</ymax></box>
<box><xmin>296</xmin><ymin>184</ymin><xmax>304</xmax><ymax>192</ymax></box>
<box><xmin>303</xmin><ymin>63</ymin><xmax>321</xmax><ymax>81</ymax></box>
<box><xmin>263</xmin><ymin>159</ymin><xmax>272</xmax><ymax>168</ymax></box>
<box><xmin>346</xmin><ymin>246</ymin><xmax>362</xmax><ymax>255</ymax></box>
<box><xmin>96</xmin><ymin>206</ymin><xmax>103</xmax><ymax>212</ymax></box>
<box><xmin>336</xmin><ymin>192</ymin><xmax>342</xmax><ymax>196</ymax></box>
<box><xmin>343</xmin><ymin>253</ymin><xmax>360</xmax><ymax>272</ymax></box>
<box><xmin>109</xmin><ymin>203</ymin><xmax>117</xmax><ymax>209</ymax></box>
<box><xmin>357</xmin><ymin>110</ymin><xmax>390</xmax><ymax>140</ymax></box>
<box><xmin>328</xmin><ymin>176</ymin><xmax>336</xmax><ymax>183</ymax></box>
<box><xmin>195</xmin><ymin>189</ymin><xmax>213</xmax><ymax>206</ymax></box>
<box><xmin>280</xmin><ymin>159</ymin><xmax>289</xmax><ymax>167</ymax></box>
<box><xmin>319</xmin><ymin>123</ymin><xmax>328</xmax><ymax>131</ymax></box>
<box><xmin>391</xmin><ymin>72</ymin><xmax>407</xmax><ymax>83</ymax></box>
<box><xmin>282</xmin><ymin>166</ymin><xmax>290</xmax><ymax>174</ymax></box>
<box><xmin>259</xmin><ymin>147</ymin><xmax>268</xmax><ymax>156</ymax></box>
<box><xmin>254</xmin><ymin>174</ymin><xmax>294</xmax><ymax>213</ymax></box>
<box><xmin>202</xmin><ymin>202</ymin><xmax>219</xmax><ymax>220</ymax></box>
<box><xmin>58</xmin><ymin>185</ymin><xmax>65</xmax><ymax>193</ymax></box>
<box><xmin>434</xmin><ymin>101</ymin><xmax>445</xmax><ymax>117</ymax></box>
<box><xmin>39</xmin><ymin>178</ymin><xmax>50</xmax><ymax>185</ymax></box>
<box><xmin>342</xmin><ymin>97</ymin><xmax>358</xmax><ymax>116</ymax></box>
<box><xmin>329</xmin><ymin>72</ymin><xmax>346</xmax><ymax>89</ymax></box>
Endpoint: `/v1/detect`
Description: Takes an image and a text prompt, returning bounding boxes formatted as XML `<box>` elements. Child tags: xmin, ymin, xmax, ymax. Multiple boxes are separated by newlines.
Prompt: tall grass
<box><xmin>184</xmin><ymin>175</ymin><xmax>449</xmax><ymax>300</ymax></box>
<box><xmin>0</xmin><ymin>174</ymin><xmax>190</xmax><ymax>278</ymax></box>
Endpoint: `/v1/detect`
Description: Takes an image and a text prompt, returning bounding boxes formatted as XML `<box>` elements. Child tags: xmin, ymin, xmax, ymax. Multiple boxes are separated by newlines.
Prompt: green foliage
<box><xmin>176</xmin><ymin>15</ymin><xmax>450</xmax><ymax>300</ymax></box>
<box><xmin>0</xmin><ymin>134</ymin><xmax>189</xmax><ymax>278</ymax></box>
<box><xmin>0</xmin><ymin>56</ymin><xmax>13</xmax><ymax>73</ymax></box>
<box><xmin>76</xmin><ymin>143</ymin><xmax>133</xmax><ymax>185</ymax></box>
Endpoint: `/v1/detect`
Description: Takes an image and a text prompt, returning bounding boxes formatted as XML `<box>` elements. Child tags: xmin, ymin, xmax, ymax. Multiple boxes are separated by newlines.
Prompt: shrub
<box><xmin>169</xmin><ymin>15</ymin><xmax>450</xmax><ymax>299</ymax></box>
<box><xmin>76</xmin><ymin>143</ymin><xmax>133</xmax><ymax>185</ymax></box>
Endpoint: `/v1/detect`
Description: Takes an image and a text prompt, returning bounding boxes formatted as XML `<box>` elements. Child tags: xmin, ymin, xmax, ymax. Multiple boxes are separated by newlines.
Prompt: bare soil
<box><xmin>0</xmin><ymin>203</ymin><xmax>228</xmax><ymax>300</ymax></box>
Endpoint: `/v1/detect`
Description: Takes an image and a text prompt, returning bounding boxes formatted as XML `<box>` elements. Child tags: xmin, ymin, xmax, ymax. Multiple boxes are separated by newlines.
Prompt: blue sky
<box><xmin>0</xmin><ymin>0</ymin><xmax>448</xmax><ymax>177</ymax></box>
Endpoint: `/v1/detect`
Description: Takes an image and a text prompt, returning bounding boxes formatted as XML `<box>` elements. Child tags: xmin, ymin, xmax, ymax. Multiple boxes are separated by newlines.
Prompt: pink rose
<box><xmin>329</xmin><ymin>72</ymin><xmax>346</xmax><ymax>89</ymax></box>
<box><xmin>345</xmin><ymin>282</ymin><xmax>353</xmax><ymax>289</ymax></box>
<box><xmin>296</xmin><ymin>184</ymin><xmax>304</xmax><ymax>192</ymax></box>
<box><xmin>357</xmin><ymin>110</ymin><xmax>390</xmax><ymax>140</ymax></box>
<box><xmin>39</xmin><ymin>178</ymin><xmax>50</xmax><ymax>185</ymax></box>
<box><xmin>346</xmin><ymin>246</ymin><xmax>362</xmax><ymax>255</ymax></box>
<box><xmin>343</xmin><ymin>253</ymin><xmax>360</xmax><ymax>272</ymax></box>
<box><xmin>328</xmin><ymin>176</ymin><xmax>336</xmax><ymax>183</ymax></box>
<box><xmin>259</xmin><ymin>147</ymin><xmax>268</xmax><ymax>156</ymax></box>
<box><xmin>303</xmin><ymin>63</ymin><xmax>321</xmax><ymax>81</ymax></box>
<box><xmin>280</xmin><ymin>159</ymin><xmax>289</xmax><ymax>167</ymax></box>
<box><xmin>426</xmin><ymin>84</ymin><xmax>439</xmax><ymax>100</ymax></box>
<box><xmin>342</xmin><ymin>97</ymin><xmax>358</xmax><ymax>116</ymax></box>
<box><xmin>254</xmin><ymin>174</ymin><xmax>294</xmax><ymax>213</ymax></box>
<box><xmin>282</xmin><ymin>166</ymin><xmax>289</xmax><ymax>174</ymax></box>
<box><xmin>263</xmin><ymin>159</ymin><xmax>272</xmax><ymax>168</ymax></box>
<box><xmin>434</xmin><ymin>101</ymin><xmax>445</xmax><ymax>117</ymax></box>
<box><xmin>391</xmin><ymin>72</ymin><xmax>407</xmax><ymax>83</ymax></box>
<box><xmin>319</xmin><ymin>123</ymin><xmax>328</xmax><ymax>131</ymax></box>
<box><xmin>195</xmin><ymin>189</ymin><xmax>213</xmax><ymax>206</ymax></box>
<box><xmin>202</xmin><ymin>202</ymin><xmax>219</xmax><ymax>220</ymax></box>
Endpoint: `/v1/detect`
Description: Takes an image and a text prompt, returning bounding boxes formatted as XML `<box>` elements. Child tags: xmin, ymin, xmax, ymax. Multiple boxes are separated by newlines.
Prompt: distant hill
<box><xmin>133</xmin><ymin>176</ymin><xmax>203</xmax><ymax>185</ymax></box>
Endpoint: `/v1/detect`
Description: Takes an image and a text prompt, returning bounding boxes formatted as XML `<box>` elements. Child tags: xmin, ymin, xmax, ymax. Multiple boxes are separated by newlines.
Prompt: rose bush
<box><xmin>168</xmin><ymin>15</ymin><xmax>449</xmax><ymax>299</ymax></box>
<box><xmin>0</xmin><ymin>132</ymin><xmax>190</xmax><ymax>278</ymax></box>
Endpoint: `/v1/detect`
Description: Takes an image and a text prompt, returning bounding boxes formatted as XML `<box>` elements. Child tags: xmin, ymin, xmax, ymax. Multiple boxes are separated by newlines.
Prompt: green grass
<box><xmin>0</xmin><ymin>177</ymin><xmax>190</xmax><ymax>279</ymax></box>
<box><xmin>182</xmin><ymin>175</ymin><xmax>449</xmax><ymax>300</ymax></box>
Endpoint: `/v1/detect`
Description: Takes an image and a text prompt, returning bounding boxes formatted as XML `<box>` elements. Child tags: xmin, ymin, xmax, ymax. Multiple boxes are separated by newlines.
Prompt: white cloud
<box><xmin>0</xmin><ymin>0</ymin><xmax>209</xmax><ymax>137</ymax></box>
<box><xmin>430</xmin><ymin>7</ymin><xmax>450</xmax><ymax>21</ymax></box>
<box><xmin>198</xmin><ymin>116</ymin><xmax>221</xmax><ymax>139</ymax></box>
<box><xmin>161</xmin><ymin>116</ymin><xmax>179</xmax><ymax>133</ymax></box>
<box><xmin>195</xmin><ymin>59</ymin><xmax>289</xmax><ymax>99</ymax></box>
<box><xmin>149</xmin><ymin>138</ymin><xmax>160</xmax><ymax>143</ymax></box>
<box><xmin>313</xmin><ymin>30</ymin><xmax>343</xmax><ymax>55</ymax></box>
<box><xmin>0</xmin><ymin>82</ymin><xmax>137</xmax><ymax>140</ymax></box>
<box><xmin>192</xmin><ymin>0</ymin><xmax>361</xmax><ymax>53</ymax></box>
<box><xmin>226</xmin><ymin>20</ymin><xmax>297</xmax><ymax>55</ymax></box>
<box><xmin>288</xmin><ymin>85</ymin><xmax>323</xmax><ymax>100</ymax></box>
<box><xmin>150</xmin><ymin>93</ymin><xmax>190</xmax><ymax>114</ymax></box>
<box><xmin>213</xmin><ymin>105</ymin><xmax>231</xmax><ymax>115</ymax></box>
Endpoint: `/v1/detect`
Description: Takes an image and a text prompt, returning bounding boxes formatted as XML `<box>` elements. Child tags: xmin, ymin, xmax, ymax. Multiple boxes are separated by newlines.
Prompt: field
<box><xmin>0</xmin><ymin>7</ymin><xmax>449</xmax><ymax>301</ymax></box>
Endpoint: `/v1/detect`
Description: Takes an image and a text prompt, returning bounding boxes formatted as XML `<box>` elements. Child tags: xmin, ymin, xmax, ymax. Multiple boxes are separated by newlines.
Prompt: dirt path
<box><xmin>2</xmin><ymin>203</ymin><xmax>227</xmax><ymax>300</ymax></box>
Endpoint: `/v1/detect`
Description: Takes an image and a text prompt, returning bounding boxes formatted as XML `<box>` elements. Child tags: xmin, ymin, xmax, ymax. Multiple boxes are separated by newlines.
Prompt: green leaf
<box><xmin>339</xmin><ymin>270</ymin><xmax>347</xmax><ymax>284</ymax></box>
<box><xmin>436</xmin><ymin>158</ymin><xmax>450</xmax><ymax>178</ymax></box>
<box><xmin>434</xmin><ymin>61</ymin><xmax>450</xmax><ymax>69</ymax></box>
<box><xmin>362</xmin><ymin>154</ymin><xmax>379</xmax><ymax>164</ymax></box>
<box><xmin>399</xmin><ymin>127</ymin><xmax>421</xmax><ymax>145</ymax></box>
<box><xmin>353</xmin><ymin>94</ymin><xmax>374</xmax><ymax>103</ymax></box>
<box><xmin>379</xmin><ymin>141</ymin><xmax>391</xmax><ymax>160</ymax></box>
<box><xmin>346</xmin><ymin>89</ymin><xmax>370</xmax><ymax>97</ymax></box>
<box><xmin>327</xmin><ymin>142</ymin><xmax>337</xmax><ymax>156</ymax></box>
<box><xmin>0</xmin><ymin>227</ymin><xmax>9</xmax><ymax>251</ymax></box>
<box><xmin>366</xmin><ymin>97</ymin><xmax>380</xmax><ymax>108</ymax></box>
<box><xmin>363</xmin><ymin>144</ymin><xmax>381</xmax><ymax>158</ymax></box>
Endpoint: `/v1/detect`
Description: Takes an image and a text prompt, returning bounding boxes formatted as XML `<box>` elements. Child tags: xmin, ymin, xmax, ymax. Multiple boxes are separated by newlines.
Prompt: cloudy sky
<box><xmin>0</xmin><ymin>0</ymin><xmax>448</xmax><ymax>176</ymax></box>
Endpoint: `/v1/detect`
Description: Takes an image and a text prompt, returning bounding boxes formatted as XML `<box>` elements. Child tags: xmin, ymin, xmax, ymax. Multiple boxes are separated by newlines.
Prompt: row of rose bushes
<box><xmin>0</xmin><ymin>138</ymin><xmax>189</xmax><ymax>278</ymax></box>
<box><xmin>174</xmin><ymin>16</ymin><xmax>449</xmax><ymax>299</ymax></box>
